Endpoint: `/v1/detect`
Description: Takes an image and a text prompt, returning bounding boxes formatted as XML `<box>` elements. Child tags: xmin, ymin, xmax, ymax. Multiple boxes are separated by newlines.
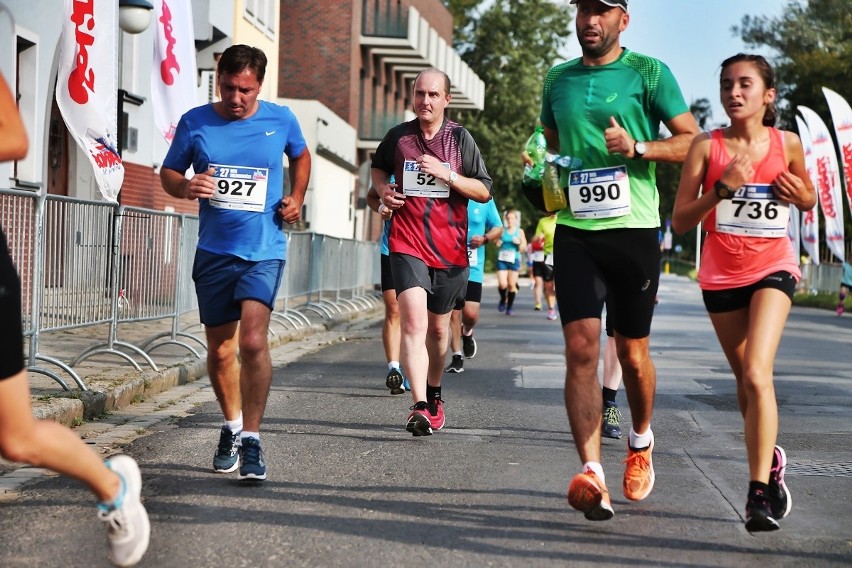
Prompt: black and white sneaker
<box><xmin>769</xmin><ymin>445</ymin><xmax>792</xmax><ymax>520</ymax></box>
<box><xmin>386</xmin><ymin>367</ymin><xmax>405</xmax><ymax>395</ymax></box>
<box><xmin>745</xmin><ymin>488</ymin><xmax>780</xmax><ymax>532</ymax></box>
<box><xmin>462</xmin><ymin>334</ymin><xmax>477</xmax><ymax>359</ymax></box>
<box><xmin>444</xmin><ymin>354</ymin><xmax>464</xmax><ymax>373</ymax></box>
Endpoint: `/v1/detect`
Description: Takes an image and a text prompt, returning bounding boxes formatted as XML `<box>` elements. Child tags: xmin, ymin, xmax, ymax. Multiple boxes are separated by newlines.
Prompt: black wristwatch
<box><xmin>714</xmin><ymin>180</ymin><xmax>735</xmax><ymax>200</ymax></box>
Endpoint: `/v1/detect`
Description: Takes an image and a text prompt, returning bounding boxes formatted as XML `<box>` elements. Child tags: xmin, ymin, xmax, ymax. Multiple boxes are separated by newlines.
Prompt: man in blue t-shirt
<box><xmin>444</xmin><ymin>198</ymin><xmax>503</xmax><ymax>373</ymax></box>
<box><xmin>160</xmin><ymin>45</ymin><xmax>311</xmax><ymax>482</ymax></box>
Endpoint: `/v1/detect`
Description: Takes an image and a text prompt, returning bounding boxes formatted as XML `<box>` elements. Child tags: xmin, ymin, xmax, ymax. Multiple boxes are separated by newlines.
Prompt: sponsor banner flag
<box><xmin>56</xmin><ymin>0</ymin><xmax>123</xmax><ymax>201</ymax></box>
<box><xmin>796</xmin><ymin>116</ymin><xmax>820</xmax><ymax>265</ymax></box>
<box><xmin>822</xmin><ymin>87</ymin><xmax>852</xmax><ymax>218</ymax></box>
<box><xmin>151</xmin><ymin>0</ymin><xmax>197</xmax><ymax>144</ymax></box>
<box><xmin>799</xmin><ymin>106</ymin><xmax>844</xmax><ymax>263</ymax></box>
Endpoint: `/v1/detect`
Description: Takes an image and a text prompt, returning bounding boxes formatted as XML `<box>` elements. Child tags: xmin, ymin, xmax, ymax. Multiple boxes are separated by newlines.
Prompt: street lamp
<box><xmin>118</xmin><ymin>0</ymin><xmax>154</xmax><ymax>34</ymax></box>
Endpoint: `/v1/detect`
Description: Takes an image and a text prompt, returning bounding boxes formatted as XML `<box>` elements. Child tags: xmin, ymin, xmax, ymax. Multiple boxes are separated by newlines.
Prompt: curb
<box><xmin>34</xmin><ymin>306</ymin><xmax>384</xmax><ymax>428</ymax></box>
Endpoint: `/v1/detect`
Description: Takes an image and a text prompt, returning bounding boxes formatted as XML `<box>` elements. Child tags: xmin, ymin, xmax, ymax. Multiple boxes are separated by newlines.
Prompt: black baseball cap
<box><xmin>570</xmin><ymin>0</ymin><xmax>628</xmax><ymax>12</ymax></box>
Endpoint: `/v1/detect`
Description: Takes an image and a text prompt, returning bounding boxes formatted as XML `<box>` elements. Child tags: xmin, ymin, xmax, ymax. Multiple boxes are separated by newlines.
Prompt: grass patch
<box><xmin>793</xmin><ymin>291</ymin><xmax>847</xmax><ymax>311</ymax></box>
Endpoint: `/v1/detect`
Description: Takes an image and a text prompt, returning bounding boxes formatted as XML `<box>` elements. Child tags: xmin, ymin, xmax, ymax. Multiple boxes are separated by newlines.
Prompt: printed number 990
<box><xmin>578</xmin><ymin>183</ymin><xmax>620</xmax><ymax>203</ymax></box>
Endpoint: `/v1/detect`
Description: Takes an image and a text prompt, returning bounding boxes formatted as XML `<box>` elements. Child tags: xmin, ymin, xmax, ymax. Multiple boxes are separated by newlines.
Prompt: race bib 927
<box><xmin>209</xmin><ymin>163</ymin><xmax>269</xmax><ymax>212</ymax></box>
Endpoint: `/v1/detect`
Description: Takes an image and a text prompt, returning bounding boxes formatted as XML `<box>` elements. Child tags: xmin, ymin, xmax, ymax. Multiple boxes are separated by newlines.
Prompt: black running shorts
<box><xmin>702</xmin><ymin>271</ymin><xmax>797</xmax><ymax>313</ymax></box>
<box><xmin>0</xmin><ymin>227</ymin><xmax>25</xmax><ymax>380</ymax></box>
<box><xmin>553</xmin><ymin>225</ymin><xmax>660</xmax><ymax>339</ymax></box>
<box><xmin>390</xmin><ymin>253</ymin><xmax>468</xmax><ymax>315</ymax></box>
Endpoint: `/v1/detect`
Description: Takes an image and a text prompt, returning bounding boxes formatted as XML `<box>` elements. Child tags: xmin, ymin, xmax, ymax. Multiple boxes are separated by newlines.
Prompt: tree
<box><xmin>444</xmin><ymin>0</ymin><xmax>573</xmax><ymax>230</ymax></box>
<box><xmin>735</xmin><ymin>0</ymin><xmax>851</xmax><ymax>128</ymax></box>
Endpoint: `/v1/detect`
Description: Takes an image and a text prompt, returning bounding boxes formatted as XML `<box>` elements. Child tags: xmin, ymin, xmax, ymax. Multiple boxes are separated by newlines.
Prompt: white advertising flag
<box><xmin>822</xmin><ymin>87</ymin><xmax>852</xmax><ymax>218</ymax></box>
<box><xmin>796</xmin><ymin>116</ymin><xmax>820</xmax><ymax>265</ymax></box>
<box><xmin>798</xmin><ymin>106</ymin><xmax>844</xmax><ymax>263</ymax></box>
<box><xmin>56</xmin><ymin>0</ymin><xmax>123</xmax><ymax>201</ymax></box>
<box><xmin>151</xmin><ymin>0</ymin><xmax>198</xmax><ymax>144</ymax></box>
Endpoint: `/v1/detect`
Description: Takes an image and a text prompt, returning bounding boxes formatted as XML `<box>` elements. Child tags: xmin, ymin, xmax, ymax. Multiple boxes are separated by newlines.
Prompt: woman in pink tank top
<box><xmin>671</xmin><ymin>54</ymin><xmax>815</xmax><ymax>532</ymax></box>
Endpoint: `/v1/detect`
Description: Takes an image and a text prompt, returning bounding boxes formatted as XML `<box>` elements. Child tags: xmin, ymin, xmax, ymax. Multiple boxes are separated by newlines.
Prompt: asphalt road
<box><xmin>1</xmin><ymin>274</ymin><xmax>850</xmax><ymax>567</ymax></box>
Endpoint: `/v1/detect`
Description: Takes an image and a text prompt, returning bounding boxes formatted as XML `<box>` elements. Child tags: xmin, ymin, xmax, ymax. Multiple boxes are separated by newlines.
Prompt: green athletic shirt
<box><xmin>539</xmin><ymin>49</ymin><xmax>689</xmax><ymax>230</ymax></box>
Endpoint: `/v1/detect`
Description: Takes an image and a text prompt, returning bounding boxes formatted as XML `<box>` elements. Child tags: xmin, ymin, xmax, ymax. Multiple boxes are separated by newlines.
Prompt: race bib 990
<box><xmin>567</xmin><ymin>165</ymin><xmax>631</xmax><ymax>219</ymax></box>
<box><xmin>209</xmin><ymin>163</ymin><xmax>269</xmax><ymax>212</ymax></box>
<box><xmin>715</xmin><ymin>183</ymin><xmax>789</xmax><ymax>238</ymax></box>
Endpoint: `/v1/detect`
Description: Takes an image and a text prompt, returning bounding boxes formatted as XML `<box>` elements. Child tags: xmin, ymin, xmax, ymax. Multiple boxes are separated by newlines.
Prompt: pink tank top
<box><xmin>698</xmin><ymin>128</ymin><xmax>801</xmax><ymax>290</ymax></box>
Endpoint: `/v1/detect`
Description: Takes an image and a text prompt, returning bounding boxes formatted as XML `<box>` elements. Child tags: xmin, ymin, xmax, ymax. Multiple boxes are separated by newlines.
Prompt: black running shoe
<box><xmin>444</xmin><ymin>354</ymin><xmax>464</xmax><ymax>373</ymax></box>
<box><xmin>462</xmin><ymin>334</ymin><xmax>477</xmax><ymax>359</ymax></box>
<box><xmin>601</xmin><ymin>403</ymin><xmax>622</xmax><ymax>440</ymax></box>
<box><xmin>386</xmin><ymin>367</ymin><xmax>404</xmax><ymax>394</ymax></box>
<box><xmin>768</xmin><ymin>446</ymin><xmax>792</xmax><ymax>519</ymax></box>
<box><xmin>745</xmin><ymin>489</ymin><xmax>780</xmax><ymax>532</ymax></box>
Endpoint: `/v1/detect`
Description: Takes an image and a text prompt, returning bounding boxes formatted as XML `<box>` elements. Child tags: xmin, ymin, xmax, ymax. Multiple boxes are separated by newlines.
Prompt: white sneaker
<box><xmin>99</xmin><ymin>455</ymin><xmax>150</xmax><ymax>567</ymax></box>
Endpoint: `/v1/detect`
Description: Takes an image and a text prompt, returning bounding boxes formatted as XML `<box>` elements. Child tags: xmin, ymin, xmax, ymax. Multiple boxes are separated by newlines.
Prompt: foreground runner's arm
<box><xmin>279</xmin><ymin>148</ymin><xmax>311</xmax><ymax>225</ymax></box>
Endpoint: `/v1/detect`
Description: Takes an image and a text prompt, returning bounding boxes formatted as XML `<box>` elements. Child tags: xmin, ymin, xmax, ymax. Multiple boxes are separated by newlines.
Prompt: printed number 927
<box><xmin>217</xmin><ymin>179</ymin><xmax>256</xmax><ymax>197</ymax></box>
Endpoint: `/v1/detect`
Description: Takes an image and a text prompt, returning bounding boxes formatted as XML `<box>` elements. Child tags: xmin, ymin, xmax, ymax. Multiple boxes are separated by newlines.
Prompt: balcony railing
<box><xmin>359</xmin><ymin>111</ymin><xmax>404</xmax><ymax>142</ymax></box>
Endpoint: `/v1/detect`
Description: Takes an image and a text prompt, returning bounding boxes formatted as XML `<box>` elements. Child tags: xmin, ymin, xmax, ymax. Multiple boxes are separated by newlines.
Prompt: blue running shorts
<box><xmin>192</xmin><ymin>249</ymin><xmax>285</xmax><ymax>327</ymax></box>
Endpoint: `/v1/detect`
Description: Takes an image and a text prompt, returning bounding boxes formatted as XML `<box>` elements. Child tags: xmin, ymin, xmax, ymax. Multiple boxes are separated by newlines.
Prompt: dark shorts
<box><xmin>496</xmin><ymin>258</ymin><xmax>521</xmax><ymax>272</ymax></box>
<box><xmin>0</xmin><ymin>228</ymin><xmax>25</xmax><ymax>380</ymax></box>
<box><xmin>553</xmin><ymin>225</ymin><xmax>660</xmax><ymax>339</ymax></box>
<box><xmin>453</xmin><ymin>280</ymin><xmax>483</xmax><ymax>310</ymax></box>
<box><xmin>532</xmin><ymin>261</ymin><xmax>554</xmax><ymax>282</ymax></box>
<box><xmin>192</xmin><ymin>249</ymin><xmax>285</xmax><ymax>327</ymax></box>
<box><xmin>390</xmin><ymin>253</ymin><xmax>468</xmax><ymax>315</ymax></box>
<box><xmin>702</xmin><ymin>271</ymin><xmax>797</xmax><ymax>313</ymax></box>
<box><xmin>381</xmin><ymin>254</ymin><xmax>395</xmax><ymax>292</ymax></box>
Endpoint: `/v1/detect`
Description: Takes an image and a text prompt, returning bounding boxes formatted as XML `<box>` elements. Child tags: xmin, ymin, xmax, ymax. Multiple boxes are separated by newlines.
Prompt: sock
<box><xmin>602</xmin><ymin>387</ymin><xmax>618</xmax><ymax>406</ymax></box>
<box><xmin>629</xmin><ymin>427</ymin><xmax>653</xmax><ymax>450</ymax></box>
<box><xmin>98</xmin><ymin>464</ymin><xmax>127</xmax><ymax>513</ymax></box>
<box><xmin>749</xmin><ymin>480</ymin><xmax>770</xmax><ymax>495</ymax></box>
<box><xmin>225</xmin><ymin>412</ymin><xmax>243</xmax><ymax>434</ymax></box>
<box><xmin>426</xmin><ymin>384</ymin><xmax>441</xmax><ymax>402</ymax></box>
<box><xmin>507</xmin><ymin>291</ymin><xmax>516</xmax><ymax>309</ymax></box>
<box><xmin>388</xmin><ymin>361</ymin><xmax>400</xmax><ymax>371</ymax></box>
<box><xmin>453</xmin><ymin>351</ymin><xmax>463</xmax><ymax>357</ymax></box>
<box><xmin>583</xmin><ymin>461</ymin><xmax>605</xmax><ymax>484</ymax></box>
<box><xmin>499</xmin><ymin>287</ymin><xmax>507</xmax><ymax>303</ymax></box>
<box><xmin>240</xmin><ymin>431</ymin><xmax>260</xmax><ymax>443</ymax></box>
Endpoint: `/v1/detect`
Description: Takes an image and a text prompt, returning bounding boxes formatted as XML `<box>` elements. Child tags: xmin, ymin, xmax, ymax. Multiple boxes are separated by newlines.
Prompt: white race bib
<box><xmin>467</xmin><ymin>246</ymin><xmax>478</xmax><ymax>266</ymax></box>
<box><xmin>498</xmin><ymin>249</ymin><xmax>516</xmax><ymax>263</ymax></box>
<box><xmin>567</xmin><ymin>165</ymin><xmax>631</xmax><ymax>219</ymax></box>
<box><xmin>530</xmin><ymin>251</ymin><xmax>545</xmax><ymax>262</ymax></box>
<box><xmin>402</xmin><ymin>160</ymin><xmax>450</xmax><ymax>198</ymax></box>
<box><xmin>715</xmin><ymin>184</ymin><xmax>790</xmax><ymax>238</ymax></box>
<box><xmin>209</xmin><ymin>163</ymin><xmax>269</xmax><ymax>212</ymax></box>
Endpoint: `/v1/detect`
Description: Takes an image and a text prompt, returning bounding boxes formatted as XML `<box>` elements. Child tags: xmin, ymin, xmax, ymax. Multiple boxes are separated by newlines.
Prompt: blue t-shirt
<box><xmin>380</xmin><ymin>219</ymin><xmax>391</xmax><ymax>256</ymax></box>
<box><xmin>466</xmin><ymin>199</ymin><xmax>502</xmax><ymax>283</ymax></box>
<box><xmin>163</xmin><ymin>100</ymin><xmax>307</xmax><ymax>261</ymax></box>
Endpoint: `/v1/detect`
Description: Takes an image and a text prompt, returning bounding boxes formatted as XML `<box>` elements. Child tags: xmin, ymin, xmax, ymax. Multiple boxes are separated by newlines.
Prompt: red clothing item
<box><xmin>698</xmin><ymin>128</ymin><xmax>801</xmax><ymax>290</ymax></box>
<box><xmin>373</xmin><ymin>118</ymin><xmax>492</xmax><ymax>269</ymax></box>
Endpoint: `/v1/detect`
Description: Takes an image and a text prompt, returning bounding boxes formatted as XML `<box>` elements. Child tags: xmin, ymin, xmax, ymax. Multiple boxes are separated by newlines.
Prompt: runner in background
<box><xmin>530</xmin><ymin>213</ymin><xmax>558</xmax><ymax>320</ymax></box>
<box><xmin>496</xmin><ymin>210</ymin><xmax>527</xmax><ymax>316</ymax></box>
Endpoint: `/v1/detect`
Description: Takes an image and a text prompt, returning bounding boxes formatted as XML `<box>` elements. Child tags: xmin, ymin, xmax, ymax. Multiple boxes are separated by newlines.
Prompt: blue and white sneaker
<box><xmin>99</xmin><ymin>455</ymin><xmax>150</xmax><ymax>567</ymax></box>
<box><xmin>238</xmin><ymin>436</ymin><xmax>267</xmax><ymax>481</ymax></box>
<box><xmin>213</xmin><ymin>426</ymin><xmax>240</xmax><ymax>473</ymax></box>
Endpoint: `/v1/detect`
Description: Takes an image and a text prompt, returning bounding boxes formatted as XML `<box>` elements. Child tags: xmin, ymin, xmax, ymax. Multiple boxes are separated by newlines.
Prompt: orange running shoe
<box><xmin>567</xmin><ymin>470</ymin><xmax>614</xmax><ymax>521</ymax></box>
<box><xmin>623</xmin><ymin>437</ymin><xmax>655</xmax><ymax>501</ymax></box>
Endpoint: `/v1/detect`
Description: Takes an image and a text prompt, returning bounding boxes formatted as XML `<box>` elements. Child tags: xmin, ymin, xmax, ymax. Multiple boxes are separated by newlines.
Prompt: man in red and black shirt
<box><xmin>372</xmin><ymin>68</ymin><xmax>492</xmax><ymax>436</ymax></box>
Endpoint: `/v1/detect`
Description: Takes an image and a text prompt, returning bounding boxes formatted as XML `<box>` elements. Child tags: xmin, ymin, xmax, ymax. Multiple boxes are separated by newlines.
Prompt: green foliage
<box><xmin>735</xmin><ymin>0</ymin><xmax>852</xmax><ymax>129</ymax></box>
<box><xmin>444</xmin><ymin>0</ymin><xmax>573</xmax><ymax>233</ymax></box>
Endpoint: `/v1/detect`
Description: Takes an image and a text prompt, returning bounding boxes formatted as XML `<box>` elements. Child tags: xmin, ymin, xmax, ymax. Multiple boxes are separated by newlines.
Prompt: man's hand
<box><xmin>604</xmin><ymin>116</ymin><xmax>636</xmax><ymax>158</ymax></box>
<box><xmin>185</xmin><ymin>167</ymin><xmax>216</xmax><ymax>199</ymax></box>
<box><xmin>380</xmin><ymin>179</ymin><xmax>406</xmax><ymax>211</ymax></box>
<box><xmin>417</xmin><ymin>154</ymin><xmax>451</xmax><ymax>184</ymax></box>
<box><xmin>470</xmin><ymin>234</ymin><xmax>487</xmax><ymax>249</ymax></box>
<box><xmin>278</xmin><ymin>194</ymin><xmax>303</xmax><ymax>224</ymax></box>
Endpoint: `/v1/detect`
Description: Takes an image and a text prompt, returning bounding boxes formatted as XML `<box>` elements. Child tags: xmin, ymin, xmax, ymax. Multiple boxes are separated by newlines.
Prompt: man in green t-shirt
<box><xmin>539</xmin><ymin>0</ymin><xmax>700</xmax><ymax>521</ymax></box>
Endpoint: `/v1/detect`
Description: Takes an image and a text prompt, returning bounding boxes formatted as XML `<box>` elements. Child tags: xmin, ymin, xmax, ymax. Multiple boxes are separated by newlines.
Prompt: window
<box><xmin>243</xmin><ymin>0</ymin><xmax>275</xmax><ymax>38</ymax></box>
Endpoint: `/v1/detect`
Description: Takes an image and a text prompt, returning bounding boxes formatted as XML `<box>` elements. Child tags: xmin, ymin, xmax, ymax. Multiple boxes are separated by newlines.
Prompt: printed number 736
<box><xmin>731</xmin><ymin>199</ymin><xmax>779</xmax><ymax>220</ymax></box>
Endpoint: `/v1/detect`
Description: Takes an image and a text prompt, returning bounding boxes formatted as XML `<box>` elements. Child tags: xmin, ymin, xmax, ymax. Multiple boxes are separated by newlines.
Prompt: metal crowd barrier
<box><xmin>1</xmin><ymin>188</ymin><xmax>381</xmax><ymax>391</ymax></box>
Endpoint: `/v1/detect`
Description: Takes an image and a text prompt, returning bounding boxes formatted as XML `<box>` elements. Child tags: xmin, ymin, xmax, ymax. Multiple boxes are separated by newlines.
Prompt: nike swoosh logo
<box><xmin>265</xmin><ymin>131</ymin><xmax>276</xmax><ymax>136</ymax></box>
